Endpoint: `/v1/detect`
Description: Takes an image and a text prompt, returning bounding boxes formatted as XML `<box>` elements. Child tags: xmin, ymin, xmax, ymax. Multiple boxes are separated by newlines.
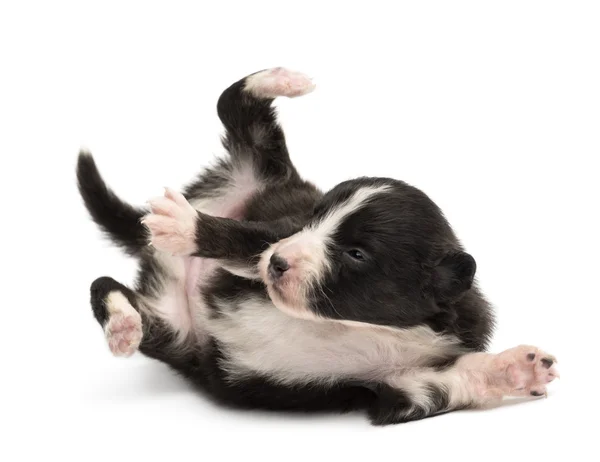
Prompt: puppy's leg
<box><xmin>218</xmin><ymin>67</ymin><xmax>315</xmax><ymax>181</ymax></box>
<box><xmin>183</xmin><ymin>67</ymin><xmax>319</xmax><ymax>237</ymax></box>
<box><xmin>90</xmin><ymin>277</ymin><xmax>142</xmax><ymax>357</ymax></box>
<box><xmin>371</xmin><ymin>345</ymin><xmax>559</xmax><ymax>425</ymax></box>
<box><xmin>143</xmin><ymin>188</ymin><xmax>299</xmax><ymax>277</ymax></box>
<box><xmin>89</xmin><ymin>276</ymin><xmax>199</xmax><ymax>366</ymax></box>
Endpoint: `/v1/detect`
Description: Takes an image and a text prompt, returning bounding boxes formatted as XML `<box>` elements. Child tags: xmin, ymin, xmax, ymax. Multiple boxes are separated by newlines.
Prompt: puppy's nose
<box><xmin>269</xmin><ymin>253</ymin><xmax>290</xmax><ymax>279</ymax></box>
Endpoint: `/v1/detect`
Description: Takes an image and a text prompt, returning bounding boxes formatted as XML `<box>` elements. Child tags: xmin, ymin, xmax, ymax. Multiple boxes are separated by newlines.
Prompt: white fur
<box><xmin>106</xmin><ymin>291</ymin><xmax>136</xmax><ymax>316</ymax></box>
<box><xmin>137</xmin><ymin>246</ymin><xmax>214</xmax><ymax>345</ymax></box>
<box><xmin>104</xmin><ymin>291</ymin><xmax>142</xmax><ymax>357</ymax></box>
<box><xmin>220</xmin><ymin>262</ymin><xmax>260</xmax><ymax>280</ymax></box>
<box><xmin>139</xmin><ymin>163</ymin><xmax>263</xmax><ymax>344</ymax></box>
<box><xmin>244</xmin><ymin>67</ymin><xmax>315</xmax><ymax>99</ymax></box>
<box><xmin>384</xmin><ymin>344</ymin><xmax>560</xmax><ymax>419</ymax></box>
<box><xmin>143</xmin><ymin>188</ymin><xmax>198</xmax><ymax>256</ymax></box>
<box><xmin>307</xmin><ymin>185</ymin><xmax>391</xmax><ymax>239</ymax></box>
<box><xmin>141</xmin><ymin>276</ymin><xmax>193</xmax><ymax>340</ymax></box>
<box><xmin>259</xmin><ymin>185</ymin><xmax>390</xmax><ymax>317</ymax></box>
<box><xmin>207</xmin><ymin>297</ymin><xmax>464</xmax><ymax>386</ymax></box>
<box><xmin>189</xmin><ymin>162</ymin><xmax>263</xmax><ymax>220</ymax></box>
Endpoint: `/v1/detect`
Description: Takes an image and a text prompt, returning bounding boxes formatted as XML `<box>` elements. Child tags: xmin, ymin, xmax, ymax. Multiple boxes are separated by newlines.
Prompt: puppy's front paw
<box><xmin>143</xmin><ymin>188</ymin><xmax>198</xmax><ymax>256</ymax></box>
<box><xmin>498</xmin><ymin>345</ymin><xmax>560</xmax><ymax>397</ymax></box>
<box><xmin>465</xmin><ymin>345</ymin><xmax>559</xmax><ymax>401</ymax></box>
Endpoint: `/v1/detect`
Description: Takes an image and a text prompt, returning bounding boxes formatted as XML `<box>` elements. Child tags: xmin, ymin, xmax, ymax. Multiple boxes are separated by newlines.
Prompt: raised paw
<box><xmin>244</xmin><ymin>67</ymin><xmax>315</xmax><ymax>99</ymax></box>
<box><xmin>142</xmin><ymin>187</ymin><xmax>198</xmax><ymax>256</ymax></box>
<box><xmin>495</xmin><ymin>345</ymin><xmax>560</xmax><ymax>398</ymax></box>
<box><xmin>105</xmin><ymin>313</ymin><xmax>142</xmax><ymax>357</ymax></box>
<box><xmin>104</xmin><ymin>292</ymin><xmax>142</xmax><ymax>357</ymax></box>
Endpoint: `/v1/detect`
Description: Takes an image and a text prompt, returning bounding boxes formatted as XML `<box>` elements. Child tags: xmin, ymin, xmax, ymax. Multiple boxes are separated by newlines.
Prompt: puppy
<box><xmin>77</xmin><ymin>67</ymin><xmax>558</xmax><ymax>425</ymax></box>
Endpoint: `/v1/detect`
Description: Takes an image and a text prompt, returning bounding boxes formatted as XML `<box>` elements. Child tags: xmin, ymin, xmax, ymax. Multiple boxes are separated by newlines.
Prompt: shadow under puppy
<box><xmin>77</xmin><ymin>67</ymin><xmax>558</xmax><ymax>425</ymax></box>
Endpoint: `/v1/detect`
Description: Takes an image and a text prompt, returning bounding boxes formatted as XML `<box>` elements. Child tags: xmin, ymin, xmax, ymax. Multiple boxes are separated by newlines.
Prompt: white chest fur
<box><xmin>207</xmin><ymin>297</ymin><xmax>464</xmax><ymax>386</ymax></box>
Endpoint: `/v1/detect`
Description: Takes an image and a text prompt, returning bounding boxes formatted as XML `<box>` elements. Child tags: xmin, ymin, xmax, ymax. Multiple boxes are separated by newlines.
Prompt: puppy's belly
<box><xmin>157</xmin><ymin>164</ymin><xmax>261</xmax><ymax>336</ymax></box>
<box><xmin>184</xmin><ymin>193</ymin><xmax>249</xmax><ymax>299</ymax></box>
<box><xmin>184</xmin><ymin>256</ymin><xmax>218</xmax><ymax>298</ymax></box>
<box><xmin>182</xmin><ymin>185</ymin><xmax>256</xmax><ymax>327</ymax></box>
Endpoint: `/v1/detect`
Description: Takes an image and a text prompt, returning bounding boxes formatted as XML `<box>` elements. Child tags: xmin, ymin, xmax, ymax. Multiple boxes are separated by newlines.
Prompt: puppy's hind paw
<box><xmin>104</xmin><ymin>293</ymin><xmax>142</xmax><ymax>357</ymax></box>
<box><xmin>106</xmin><ymin>313</ymin><xmax>142</xmax><ymax>357</ymax></box>
<box><xmin>244</xmin><ymin>67</ymin><xmax>315</xmax><ymax>99</ymax></box>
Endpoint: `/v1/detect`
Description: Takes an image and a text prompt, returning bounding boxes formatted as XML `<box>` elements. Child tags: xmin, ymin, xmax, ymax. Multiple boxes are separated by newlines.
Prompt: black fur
<box><xmin>217</xmin><ymin>73</ymin><xmax>297</xmax><ymax>181</ymax></box>
<box><xmin>305</xmin><ymin>177</ymin><xmax>493</xmax><ymax>342</ymax></box>
<box><xmin>192</xmin><ymin>340</ymin><xmax>380</xmax><ymax>414</ymax></box>
<box><xmin>76</xmin><ymin>153</ymin><xmax>147</xmax><ymax>256</ymax></box>
<box><xmin>78</xmin><ymin>68</ymin><xmax>495</xmax><ymax>425</ymax></box>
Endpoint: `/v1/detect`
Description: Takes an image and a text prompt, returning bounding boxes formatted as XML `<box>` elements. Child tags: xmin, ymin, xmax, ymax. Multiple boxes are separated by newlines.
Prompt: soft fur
<box><xmin>77</xmin><ymin>67</ymin><xmax>558</xmax><ymax>425</ymax></box>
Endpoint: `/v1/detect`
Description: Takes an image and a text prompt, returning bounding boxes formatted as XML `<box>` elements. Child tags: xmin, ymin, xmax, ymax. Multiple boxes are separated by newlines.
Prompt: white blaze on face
<box><xmin>260</xmin><ymin>185</ymin><xmax>390</xmax><ymax>318</ymax></box>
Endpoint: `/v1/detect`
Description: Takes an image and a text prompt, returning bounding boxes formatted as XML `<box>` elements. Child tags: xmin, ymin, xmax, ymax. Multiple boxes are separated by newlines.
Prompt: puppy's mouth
<box><xmin>267</xmin><ymin>279</ymin><xmax>293</xmax><ymax>307</ymax></box>
<box><xmin>264</xmin><ymin>253</ymin><xmax>297</xmax><ymax>304</ymax></box>
<box><xmin>260</xmin><ymin>250</ymin><xmax>314</xmax><ymax>319</ymax></box>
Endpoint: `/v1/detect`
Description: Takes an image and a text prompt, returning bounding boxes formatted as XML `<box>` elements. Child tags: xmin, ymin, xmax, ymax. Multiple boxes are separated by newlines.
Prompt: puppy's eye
<box><xmin>347</xmin><ymin>249</ymin><xmax>366</xmax><ymax>261</ymax></box>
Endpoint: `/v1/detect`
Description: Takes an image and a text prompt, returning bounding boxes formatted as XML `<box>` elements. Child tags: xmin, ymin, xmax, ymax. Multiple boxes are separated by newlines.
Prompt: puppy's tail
<box><xmin>76</xmin><ymin>151</ymin><xmax>147</xmax><ymax>256</ymax></box>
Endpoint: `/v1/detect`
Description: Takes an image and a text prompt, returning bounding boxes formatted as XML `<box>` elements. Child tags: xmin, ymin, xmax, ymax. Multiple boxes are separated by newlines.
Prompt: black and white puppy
<box><xmin>77</xmin><ymin>67</ymin><xmax>558</xmax><ymax>425</ymax></box>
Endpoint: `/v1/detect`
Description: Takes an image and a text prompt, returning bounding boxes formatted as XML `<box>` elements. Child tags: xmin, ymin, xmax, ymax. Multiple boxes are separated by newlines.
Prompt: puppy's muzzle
<box><xmin>268</xmin><ymin>253</ymin><xmax>290</xmax><ymax>280</ymax></box>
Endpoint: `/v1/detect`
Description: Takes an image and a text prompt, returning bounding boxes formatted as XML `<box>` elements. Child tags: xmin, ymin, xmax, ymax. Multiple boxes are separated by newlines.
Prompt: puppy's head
<box><xmin>259</xmin><ymin>178</ymin><xmax>476</xmax><ymax>328</ymax></box>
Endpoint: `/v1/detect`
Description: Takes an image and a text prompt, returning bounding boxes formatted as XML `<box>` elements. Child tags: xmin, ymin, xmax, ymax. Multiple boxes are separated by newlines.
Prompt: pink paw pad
<box><xmin>244</xmin><ymin>67</ymin><xmax>315</xmax><ymax>99</ymax></box>
<box><xmin>500</xmin><ymin>345</ymin><xmax>559</xmax><ymax>397</ymax></box>
<box><xmin>105</xmin><ymin>312</ymin><xmax>142</xmax><ymax>357</ymax></box>
<box><xmin>142</xmin><ymin>187</ymin><xmax>198</xmax><ymax>256</ymax></box>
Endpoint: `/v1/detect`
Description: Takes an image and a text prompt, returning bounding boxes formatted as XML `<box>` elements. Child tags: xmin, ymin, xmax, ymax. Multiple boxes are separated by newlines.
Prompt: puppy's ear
<box><xmin>431</xmin><ymin>251</ymin><xmax>476</xmax><ymax>302</ymax></box>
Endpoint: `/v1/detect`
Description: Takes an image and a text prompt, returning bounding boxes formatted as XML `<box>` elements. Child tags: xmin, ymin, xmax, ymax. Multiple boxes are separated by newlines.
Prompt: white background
<box><xmin>1</xmin><ymin>1</ymin><xmax>598</xmax><ymax>460</ymax></box>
